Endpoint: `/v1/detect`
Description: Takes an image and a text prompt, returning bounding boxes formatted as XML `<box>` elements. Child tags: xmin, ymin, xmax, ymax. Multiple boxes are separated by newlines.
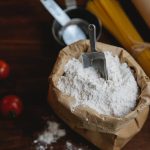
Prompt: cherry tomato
<box><xmin>0</xmin><ymin>95</ymin><xmax>23</xmax><ymax>118</ymax></box>
<box><xmin>0</xmin><ymin>60</ymin><xmax>10</xmax><ymax>79</ymax></box>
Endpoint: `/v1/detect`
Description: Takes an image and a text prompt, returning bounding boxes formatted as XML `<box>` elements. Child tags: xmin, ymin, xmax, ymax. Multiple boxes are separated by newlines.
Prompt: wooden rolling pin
<box><xmin>132</xmin><ymin>0</ymin><xmax>150</xmax><ymax>28</ymax></box>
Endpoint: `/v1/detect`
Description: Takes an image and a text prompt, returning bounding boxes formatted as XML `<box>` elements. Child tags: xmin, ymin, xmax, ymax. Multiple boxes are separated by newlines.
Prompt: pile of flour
<box><xmin>34</xmin><ymin>121</ymin><xmax>66</xmax><ymax>150</ymax></box>
<box><xmin>57</xmin><ymin>51</ymin><xmax>139</xmax><ymax>117</ymax></box>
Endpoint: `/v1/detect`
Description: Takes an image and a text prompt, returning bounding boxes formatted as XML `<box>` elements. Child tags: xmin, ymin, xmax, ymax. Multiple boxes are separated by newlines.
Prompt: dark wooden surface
<box><xmin>0</xmin><ymin>0</ymin><xmax>149</xmax><ymax>150</ymax></box>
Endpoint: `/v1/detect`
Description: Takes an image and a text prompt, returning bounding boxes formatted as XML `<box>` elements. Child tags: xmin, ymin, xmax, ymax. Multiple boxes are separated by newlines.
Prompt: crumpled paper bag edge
<box><xmin>49</xmin><ymin>40</ymin><xmax>150</xmax><ymax>125</ymax></box>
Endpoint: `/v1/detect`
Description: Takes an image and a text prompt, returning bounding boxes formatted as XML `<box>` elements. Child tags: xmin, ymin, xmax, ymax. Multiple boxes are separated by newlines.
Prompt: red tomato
<box><xmin>0</xmin><ymin>95</ymin><xmax>23</xmax><ymax>118</ymax></box>
<box><xmin>0</xmin><ymin>60</ymin><xmax>10</xmax><ymax>79</ymax></box>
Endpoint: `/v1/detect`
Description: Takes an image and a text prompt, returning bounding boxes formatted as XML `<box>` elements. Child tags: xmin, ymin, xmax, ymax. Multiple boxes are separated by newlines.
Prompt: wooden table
<box><xmin>0</xmin><ymin>0</ymin><xmax>149</xmax><ymax>150</ymax></box>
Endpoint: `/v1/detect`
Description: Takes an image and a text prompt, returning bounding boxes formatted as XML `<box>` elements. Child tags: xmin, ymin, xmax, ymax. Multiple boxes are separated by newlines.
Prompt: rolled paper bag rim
<box><xmin>48</xmin><ymin>40</ymin><xmax>150</xmax><ymax>149</ymax></box>
<box><xmin>49</xmin><ymin>40</ymin><xmax>150</xmax><ymax>132</ymax></box>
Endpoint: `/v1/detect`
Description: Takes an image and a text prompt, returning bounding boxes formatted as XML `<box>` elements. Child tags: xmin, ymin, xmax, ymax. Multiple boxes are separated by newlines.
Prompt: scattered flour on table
<box><xmin>57</xmin><ymin>51</ymin><xmax>139</xmax><ymax>117</ymax></box>
<box><xmin>66</xmin><ymin>141</ymin><xmax>83</xmax><ymax>150</ymax></box>
<box><xmin>34</xmin><ymin>121</ymin><xmax>66</xmax><ymax>150</ymax></box>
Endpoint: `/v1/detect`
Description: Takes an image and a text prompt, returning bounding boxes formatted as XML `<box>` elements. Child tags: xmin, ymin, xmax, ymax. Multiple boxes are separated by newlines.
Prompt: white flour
<box><xmin>66</xmin><ymin>141</ymin><xmax>83</xmax><ymax>150</ymax></box>
<box><xmin>57</xmin><ymin>51</ymin><xmax>139</xmax><ymax>117</ymax></box>
<box><xmin>34</xmin><ymin>121</ymin><xmax>66</xmax><ymax>150</ymax></box>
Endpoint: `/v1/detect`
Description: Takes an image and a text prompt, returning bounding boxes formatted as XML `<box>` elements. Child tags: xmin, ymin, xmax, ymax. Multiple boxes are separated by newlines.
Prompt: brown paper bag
<box><xmin>48</xmin><ymin>40</ymin><xmax>150</xmax><ymax>150</ymax></box>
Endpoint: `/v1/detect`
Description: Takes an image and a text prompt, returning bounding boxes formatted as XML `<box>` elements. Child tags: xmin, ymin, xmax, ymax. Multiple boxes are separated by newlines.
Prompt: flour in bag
<box><xmin>57</xmin><ymin>51</ymin><xmax>139</xmax><ymax>117</ymax></box>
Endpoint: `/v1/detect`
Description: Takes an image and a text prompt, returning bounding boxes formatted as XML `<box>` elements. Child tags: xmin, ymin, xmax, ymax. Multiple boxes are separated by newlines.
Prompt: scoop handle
<box><xmin>65</xmin><ymin>0</ymin><xmax>77</xmax><ymax>9</ymax></box>
<box><xmin>88</xmin><ymin>24</ymin><xmax>96</xmax><ymax>52</ymax></box>
<box><xmin>40</xmin><ymin>0</ymin><xmax>71</xmax><ymax>26</ymax></box>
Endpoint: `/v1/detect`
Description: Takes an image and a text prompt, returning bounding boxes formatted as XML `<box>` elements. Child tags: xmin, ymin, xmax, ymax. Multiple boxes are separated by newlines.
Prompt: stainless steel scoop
<box><xmin>40</xmin><ymin>0</ymin><xmax>86</xmax><ymax>45</ymax></box>
<box><xmin>82</xmin><ymin>24</ymin><xmax>108</xmax><ymax>80</ymax></box>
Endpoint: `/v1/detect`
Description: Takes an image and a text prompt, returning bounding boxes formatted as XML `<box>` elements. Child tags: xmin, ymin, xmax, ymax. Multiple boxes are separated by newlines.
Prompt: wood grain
<box><xmin>0</xmin><ymin>0</ymin><xmax>149</xmax><ymax>150</ymax></box>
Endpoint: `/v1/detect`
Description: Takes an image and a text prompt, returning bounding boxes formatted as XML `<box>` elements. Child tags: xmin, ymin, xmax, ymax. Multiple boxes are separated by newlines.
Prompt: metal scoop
<box><xmin>40</xmin><ymin>0</ymin><xmax>86</xmax><ymax>45</ymax></box>
<box><xmin>82</xmin><ymin>24</ymin><xmax>108</xmax><ymax>80</ymax></box>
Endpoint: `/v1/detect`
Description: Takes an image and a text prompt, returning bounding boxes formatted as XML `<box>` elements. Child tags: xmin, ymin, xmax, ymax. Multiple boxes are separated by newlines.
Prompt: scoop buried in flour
<box><xmin>57</xmin><ymin>51</ymin><xmax>139</xmax><ymax>117</ymax></box>
<box><xmin>81</xmin><ymin>24</ymin><xmax>108</xmax><ymax>80</ymax></box>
